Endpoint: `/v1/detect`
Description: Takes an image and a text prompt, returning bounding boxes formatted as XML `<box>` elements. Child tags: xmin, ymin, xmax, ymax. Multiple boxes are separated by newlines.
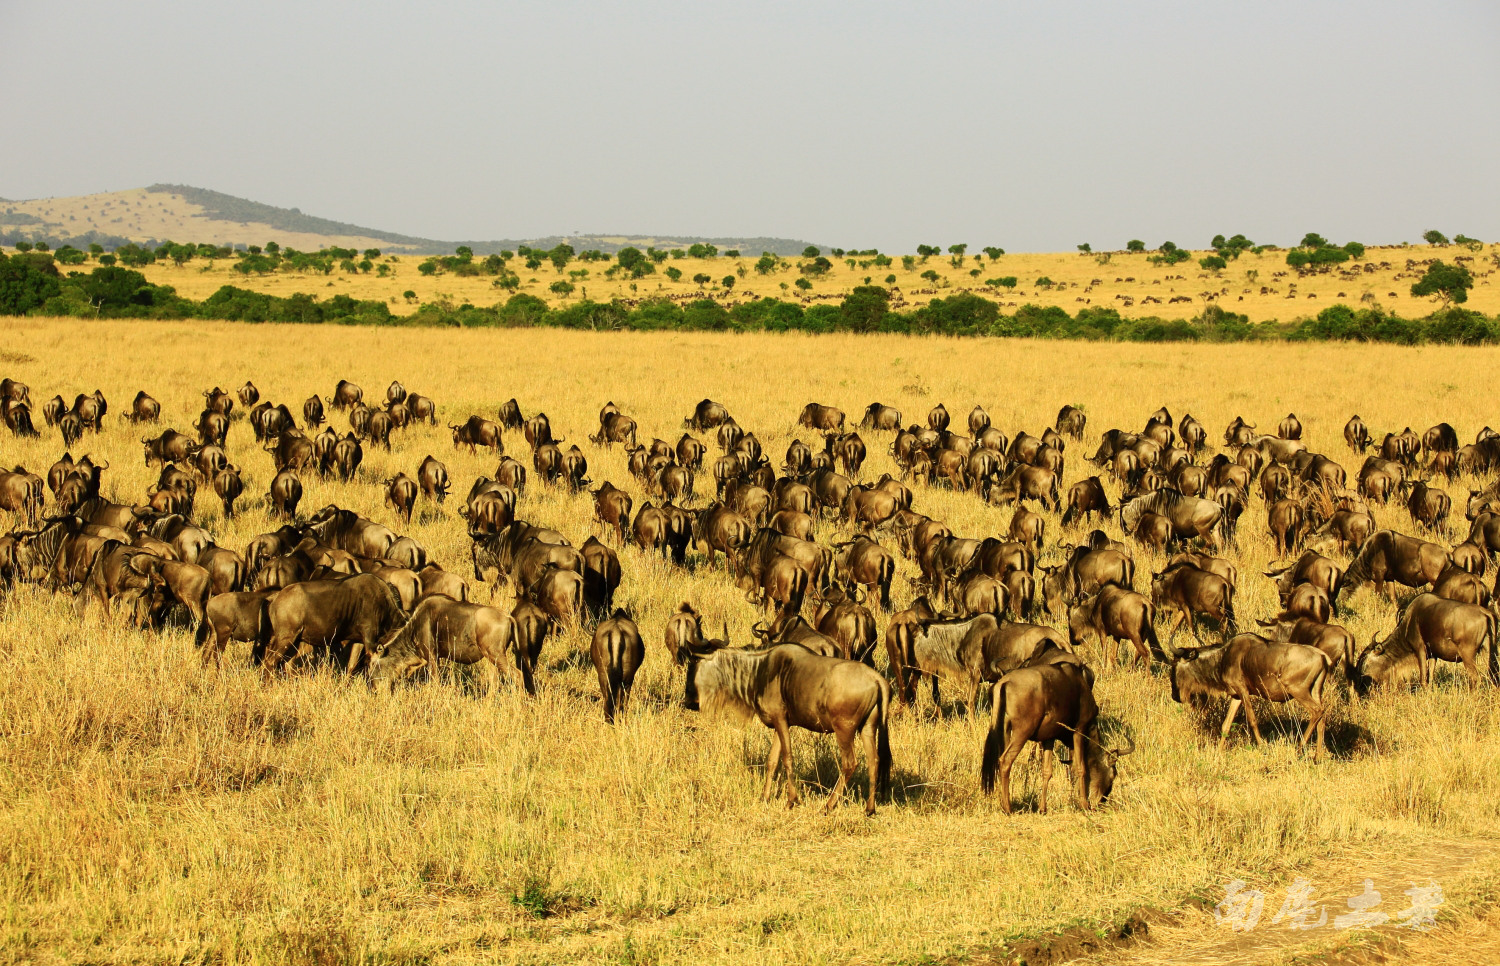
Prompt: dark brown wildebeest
<box><xmin>1259</xmin><ymin>463</ymin><xmax>1292</xmax><ymax>503</ymax></box>
<box><xmin>471</xmin><ymin>520</ymin><xmax>580</xmax><ymax>596</ymax></box>
<box><xmin>523</xmin><ymin>413</ymin><xmax>556</xmax><ymax>451</ymax></box>
<box><xmin>591</xmin><ymin>412</ymin><xmax>638</xmax><ymax>449</ymax></box>
<box><xmin>261</xmin><ymin>573</ymin><xmax>406</xmax><ymax>677</ymax></box>
<box><xmin>902</xmin><ymin>613</ymin><xmax>1064</xmax><ymax>712</ymax></box>
<box><xmin>234</xmin><ymin>381</ymin><xmax>258</xmax><ymax>410</ymax></box>
<box><xmin>492</xmin><ymin>397</ymin><xmax>523</xmax><ymax>431</ymax></box>
<box><xmin>1265</xmin><ymin>549</ymin><xmax>1342</xmax><ymax>605</ymax></box>
<box><xmin>193</xmin><ymin>442</ymin><xmax>228</xmax><ymax>481</ymax></box>
<box><xmin>195</xmin><ymin>409</ymin><xmax>229</xmax><ymax>447</ymax></box>
<box><xmin>653</xmin><ymin>461</ymin><xmax>692</xmax><ymax>504</ymax></box>
<box><xmin>125</xmin><ymin>391</ymin><xmax>161</xmax><ymax>424</ymax></box>
<box><xmin>1255</xmin><ymin>617</ymin><xmax>1355</xmax><ymax>680</ymax></box>
<box><xmin>330</xmin><ymin>433</ymin><xmax>363</xmax><ymax>482</ymax></box>
<box><xmin>384</xmin><ymin>473</ymin><xmax>418</xmax><ymax>524</ymax></box>
<box><xmin>3</xmin><ymin>399</ymin><xmax>39</xmax><ymax>438</ymax></box>
<box><xmin>827</xmin><ymin>432</ymin><xmax>867</xmax><ymax>478</ymax></box>
<box><xmin>1403</xmin><ymin>480</ymin><xmax>1451</xmax><ymax>533</ymax></box>
<box><xmin>663</xmin><ymin>602</ymin><xmax>703</xmax><ymax>665</ymax></box>
<box><xmin>927</xmin><ymin>403</ymin><xmax>950</xmax><ymax>432</ymax></box>
<box><xmin>952</xmin><ymin>570</ymin><xmax>1007</xmax><ymax>619</ymax></box>
<box><xmin>591</xmin><ymin>481</ymin><xmax>632</xmax><ymax>544</ymax></box>
<box><xmin>1055</xmin><ymin>404</ymin><xmax>1087</xmax><ymax>440</ymax></box>
<box><xmin>990</xmin><ymin>465</ymin><xmax>1060</xmax><ymax>512</ymax></box>
<box><xmin>968</xmin><ymin>405</ymin><xmax>991</xmax><ymax>438</ymax></box>
<box><xmin>768</xmin><ymin>509</ymin><xmax>815</xmax><ymax>541</ymax></box>
<box><xmin>307</xmin><ymin>505</ymin><xmax>396</xmax><ymax>560</ymax></box>
<box><xmin>451</xmin><ymin>415</ymin><xmax>502</xmax><ymax>454</ymax></box>
<box><xmin>1355</xmin><ymin>593</ymin><xmax>1497</xmax><ymax>692</ymax></box>
<box><xmin>1061</xmin><ymin>476</ymin><xmax>1111</xmax><ymax>527</ymax></box>
<box><xmin>0</xmin><ymin>466</ymin><xmax>44</xmax><ymax>527</ymax></box>
<box><xmin>1171</xmin><ymin>635</ymin><xmax>1330</xmax><ymax>757</ymax></box>
<box><xmin>1008</xmin><ymin>506</ymin><xmax>1045</xmax><ymax>552</ymax></box>
<box><xmin>1040</xmin><ymin>546</ymin><xmax>1133</xmax><ymax>616</ymax></box>
<box><xmin>591</xmin><ymin>610</ymin><xmax>645</xmax><ymax>722</ymax></box>
<box><xmin>41</xmin><ymin>394</ymin><xmax>65</xmax><ymax>427</ymax></box>
<box><xmin>684</xmin><ymin>641</ymin><xmax>891</xmax><ymax>815</ymax></box>
<box><xmin>724</xmin><ymin>479</ymin><xmax>771</xmax><ymax>528</ymax></box>
<box><xmin>528</xmin><ymin>564</ymin><xmax>586</xmax><ymax>625</ymax></box>
<box><xmin>1068</xmin><ymin>586</ymin><xmax>1160</xmax><ymax>667</ymax></box>
<box><xmin>692</xmin><ymin>502</ymin><xmax>754</xmax><ymax>568</ymax></box>
<box><xmin>1223</xmin><ymin>416</ymin><xmax>1256</xmax><ymax>447</ymax></box>
<box><xmin>561</xmin><ymin>444</ymin><xmax>590</xmax><ymax>493</ymax></box>
<box><xmin>841</xmin><ymin>483</ymin><xmax>901</xmax><ymax>531</ymax></box>
<box><xmin>269</xmin><ymin>467</ymin><xmax>303</xmax><ymax>519</ymax></box>
<box><xmin>369</xmin><ymin>595</ymin><xmax>526</xmax><ymax>694</ymax></box>
<box><xmin>405</xmin><ymin>393</ymin><xmax>436</xmax><ymax>425</ymax></box>
<box><xmin>195</xmin><ymin>589</ymin><xmax>276</xmax><ymax>666</ymax></box>
<box><xmin>1133</xmin><ymin>511</ymin><xmax>1174</xmax><ymax>553</ymax></box>
<box><xmin>213</xmin><ymin>465</ymin><xmax>243</xmax><ymax>519</ymax></box>
<box><xmin>737</xmin><ymin>552</ymin><xmax>809</xmax><ymax>613</ymax></box>
<box><xmin>982</xmin><ymin>660</ymin><xmax>1130</xmax><ymax>814</ymax></box>
<box><xmin>1338</xmin><ymin>529</ymin><xmax>1449</xmax><ymax>602</ymax></box>
<box><xmin>301</xmin><ymin>394</ymin><xmax>324</xmax><ymax>427</ymax></box>
<box><xmin>330</xmin><ymin>379</ymin><xmax>362</xmax><ymax>411</ymax></box>
<box><xmin>1431</xmin><ymin>562</ymin><xmax>1489</xmax><ymax>608</ymax></box>
<box><xmin>1267</xmin><ymin>497</ymin><xmax>1305</xmax><ymax>556</ymax></box>
<box><xmin>1358</xmin><ymin>467</ymin><xmax>1398</xmax><ymax>504</ymax></box>
<box><xmin>1344</xmin><ymin>415</ymin><xmax>1372</xmax><ymax>453</ymax></box>
<box><xmin>684</xmin><ymin>398</ymin><xmax>731</xmax><ymax>432</ymax></box>
<box><xmin>365</xmin><ymin>410</ymin><xmax>393</xmax><ymax>450</ymax></box>
<box><xmin>1450</xmin><ymin>538</ymin><xmax>1487</xmax><ymax>576</ymax></box>
<box><xmin>1178</xmin><ymin>413</ymin><xmax>1207</xmax><ymax>453</ymax></box>
<box><xmin>382</xmin><ymin>380</ymin><xmax>406</xmax><ymax>406</ymax></box>
<box><xmin>199</xmin><ymin>388</ymin><xmax>232</xmax><ymax>422</ymax></box>
<box><xmin>1151</xmin><ymin>562</ymin><xmax>1235</xmax><ymax>647</ymax></box>
<box><xmin>1003</xmin><ymin>568</ymin><xmax>1035</xmax><ymax>620</ymax></box>
<box><xmin>797</xmin><ymin>403</ymin><xmax>845</xmax><ymax>433</ymax></box>
<box><xmin>812</xmin><ymin>584</ymin><xmax>878</xmax><ymax>662</ymax></box>
<box><xmin>675</xmin><ymin>433</ymin><xmax>706</xmax><ymax>470</ymax></box>
<box><xmin>1281</xmin><ymin>582</ymin><xmax>1332</xmax><ymax>623</ymax></box>
<box><xmin>1120</xmin><ymin>490</ymin><xmax>1224</xmax><ymax>551</ymax></box>
<box><xmin>462</xmin><ymin>478</ymin><xmax>516</xmax><ymax>535</ymax></box>
<box><xmin>1168</xmin><ymin>551</ymin><xmax>1236</xmax><ymax>589</ymax></box>
<box><xmin>491</xmin><ymin>455</ymin><xmax>525</xmax><ymax>495</ymax></box>
<box><xmin>737</xmin><ymin>527</ymin><xmax>830</xmax><ymax>597</ymax></box>
<box><xmin>143</xmin><ymin>429</ymin><xmax>198</xmax><ymax>467</ymax></box>
<box><xmin>830</xmin><ymin>536</ymin><xmax>895</xmax><ymax>610</ymax></box>
<box><xmin>889</xmin><ymin>510</ymin><xmax>948</xmax><ymax>561</ymax></box>
<box><xmin>580</xmin><ymin>536</ymin><xmax>620</xmax><ymax>618</ymax></box>
<box><xmin>859</xmin><ymin>403</ymin><xmax>903</xmax><ymax>432</ymax></box>
<box><xmin>772</xmin><ymin>478</ymin><xmax>816</xmax><ymax>516</ymax></box>
<box><xmin>1422</xmin><ymin>422</ymin><xmax>1459</xmax><ymax>458</ymax></box>
<box><xmin>1278</xmin><ymin>412</ymin><xmax>1303</xmax><ymax>440</ymax></box>
<box><xmin>714</xmin><ymin>419</ymin><xmax>743</xmax><ymax>453</ymax></box>
<box><xmin>413</xmin><ymin>455</ymin><xmax>449</xmax><ymax>506</ymax></box>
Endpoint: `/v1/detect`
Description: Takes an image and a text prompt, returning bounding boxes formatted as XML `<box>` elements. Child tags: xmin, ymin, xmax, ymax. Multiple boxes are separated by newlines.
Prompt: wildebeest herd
<box><xmin>2</xmin><ymin>373</ymin><xmax>1498</xmax><ymax>818</ymax></box>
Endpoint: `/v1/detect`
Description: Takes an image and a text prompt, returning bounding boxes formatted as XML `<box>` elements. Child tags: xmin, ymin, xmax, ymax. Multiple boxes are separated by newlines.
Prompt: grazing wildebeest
<box><xmin>1268</xmin><ymin>497</ymin><xmax>1305</xmax><ymax>556</ymax></box>
<box><xmin>1039</xmin><ymin>545</ymin><xmax>1133</xmax><ymax>616</ymax></box>
<box><xmin>1338</xmin><ymin>530</ymin><xmax>1449</xmax><ymax>602</ymax></box>
<box><xmin>981</xmin><ymin>660</ymin><xmax>1131</xmax><ymax>814</ymax></box>
<box><xmin>1403</xmin><ymin>480</ymin><xmax>1451</xmax><ymax>533</ymax></box>
<box><xmin>528</xmin><ymin>564</ymin><xmax>586</xmax><ymax>625</ymax></box>
<box><xmin>1055</xmin><ymin>404</ymin><xmax>1087</xmax><ymax>440</ymax></box>
<box><xmin>1344</xmin><ymin>415</ymin><xmax>1372</xmax><ymax>453</ymax></box>
<box><xmin>683</xmin><ymin>642</ymin><xmax>891</xmax><ymax>815</ymax></box>
<box><xmin>385</xmin><ymin>473</ymin><xmax>418</xmax><ymax>524</ymax></box>
<box><xmin>1061</xmin><ymin>476</ymin><xmax>1111</xmax><ymax>527</ymax></box>
<box><xmin>125</xmin><ymin>391</ymin><xmax>161</xmax><ymax>424</ymax></box>
<box><xmin>261</xmin><ymin>573</ymin><xmax>406</xmax><ymax>677</ymax></box>
<box><xmin>799</xmin><ymin>404</ymin><xmax>849</xmax><ymax>434</ymax></box>
<box><xmin>1151</xmin><ymin>562</ymin><xmax>1235</xmax><ymax>647</ymax></box>
<box><xmin>195</xmin><ymin>589</ymin><xmax>277</xmax><ymax>666</ymax></box>
<box><xmin>859</xmin><ymin>403</ymin><xmax>903</xmax><ymax>432</ymax></box>
<box><xmin>990</xmin><ymin>465</ymin><xmax>1060</xmax><ymax>512</ymax></box>
<box><xmin>591</xmin><ymin>610</ymin><xmax>645</xmax><ymax>722</ymax></box>
<box><xmin>471</xmin><ymin>521</ymin><xmax>580</xmax><ymax>596</ymax></box>
<box><xmin>1120</xmin><ymin>490</ymin><xmax>1224</xmax><ymax>551</ymax></box>
<box><xmin>591</xmin><ymin>412</ymin><xmax>638</xmax><ymax>449</ymax></box>
<box><xmin>1067</xmin><ymin>586</ymin><xmax>1160</xmax><ymax>667</ymax></box>
<box><xmin>1254</xmin><ymin>617</ymin><xmax>1356</xmax><ymax>680</ymax></box>
<box><xmin>1354</xmin><ymin>594</ymin><xmax>1498</xmax><ymax>692</ymax></box>
<box><xmin>1171</xmin><ymin>635</ymin><xmax>1330</xmax><ymax>757</ymax></box>
<box><xmin>368</xmin><ymin>595</ymin><xmax>530</xmax><ymax>695</ymax></box>
<box><xmin>452</xmin><ymin>415</ymin><xmax>503</xmax><ymax>454</ymax></box>
<box><xmin>812</xmin><ymin>585</ymin><xmax>878</xmax><ymax>662</ymax></box>
<box><xmin>0</xmin><ymin>466</ymin><xmax>44</xmax><ymax>526</ymax></box>
<box><xmin>213</xmin><ymin>465</ymin><xmax>244</xmax><ymax>519</ymax></box>
<box><xmin>684</xmin><ymin>398</ymin><xmax>731</xmax><ymax>432</ymax></box>
<box><xmin>831</xmin><ymin>536</ymin><xmax>895</xmax><ymax>609</ymax></box>
<box><xmin>904</xmin><ymin>613</ymin><xmax>1065</xmax><ymax>712</ymax></box>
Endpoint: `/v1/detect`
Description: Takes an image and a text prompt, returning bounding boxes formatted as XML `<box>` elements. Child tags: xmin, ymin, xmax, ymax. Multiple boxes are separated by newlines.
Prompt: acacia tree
<box><xmin>1411</xmin><ymin>261</ymin><xmax>1473</xmax><ymax>304</ymax></box>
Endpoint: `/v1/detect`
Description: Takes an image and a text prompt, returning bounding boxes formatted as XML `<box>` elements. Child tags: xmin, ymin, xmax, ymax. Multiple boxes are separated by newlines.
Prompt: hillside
<box><xmin>0</xmin><ymin>184</ymin><xmax>821</xmax><ymax>256</ymax></box>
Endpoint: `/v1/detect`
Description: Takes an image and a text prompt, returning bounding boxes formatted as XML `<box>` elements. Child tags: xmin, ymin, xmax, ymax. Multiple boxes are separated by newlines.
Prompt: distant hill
<box><xmin>0</xmin><ymin>184</ymin><xmax>822</xmax><ymax>256</ymax></box>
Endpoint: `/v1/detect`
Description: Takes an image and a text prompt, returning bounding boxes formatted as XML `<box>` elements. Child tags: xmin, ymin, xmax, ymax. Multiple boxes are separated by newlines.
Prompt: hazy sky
<box><xmin>3</xmin><ymin>1</ymin><xmax>1497</xmax><ymax>251</ymax></box>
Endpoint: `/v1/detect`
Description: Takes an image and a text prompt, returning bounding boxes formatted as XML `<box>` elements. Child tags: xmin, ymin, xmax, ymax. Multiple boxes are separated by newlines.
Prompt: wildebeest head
<box><xmin>1054</xmin><ymin>730</ymin><xmax>1134</xmax><ymax>806</ymax></box>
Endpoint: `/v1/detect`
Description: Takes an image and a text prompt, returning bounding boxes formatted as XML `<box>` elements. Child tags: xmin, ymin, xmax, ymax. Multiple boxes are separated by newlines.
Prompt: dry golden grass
<box><xmin>2</xmin><ymin>319</ymin><xmax>1499</xmax><ymax>964</ymax></box>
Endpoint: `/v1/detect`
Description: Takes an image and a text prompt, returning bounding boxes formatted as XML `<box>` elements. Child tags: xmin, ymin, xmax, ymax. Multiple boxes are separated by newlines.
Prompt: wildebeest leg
<box><xmin>824</xmin><ymin>727</ymin><xmax>858</xmax><ymax>814</ymax></box>
<box><xmin>596</xmin><ymin>660</ymin><xmax>616</xmax><ymax>723</ymax></box>
<box><xmin>1164</xmin><ymin>609</ymin><xmax>1185</xmax><ymax>648</ymax></box>
<box><xmin>1073</xmin><ymin>728</ymin><xmax>1090</xmax><ymax>812</ymax></box>
<box><xmin>345</xmin><ymin>641</ymin><xmax>365</xmax><ymax>675</ymax></box>
<box><xmin>996</xmin><ymin>727</ymin><xmax>1027</xmax><ymax>816</ymax></box>
<box><xmin>1218</xmin><ymin>697</ymin><xmax>1243</xmax><ymax>748</ymax></box>
<box><xmin>762</xmin><ymin>728</ymin><xmax>783</xmax><ymax>802</ymax></box>
<box><xmin>1038</xmin><ymin>741</ymin><xmax>1053</xmax><ymax>814</ymax></box>
<box><xmin>1240</xmin><ymin>692</ymin><xmax>1265</xmax><ymax>745</ymax></box>
<box><xmin>861</xmin><ymin>715</ymin><xmax>880</xmax><ymax>816</ymax></box>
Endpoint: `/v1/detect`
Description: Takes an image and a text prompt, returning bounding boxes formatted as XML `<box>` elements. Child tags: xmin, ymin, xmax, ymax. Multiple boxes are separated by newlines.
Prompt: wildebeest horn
<box><xmin>1112</xmin><ymin>734</ymin><xmax>1136</xmax><ymax>757</ymax></box>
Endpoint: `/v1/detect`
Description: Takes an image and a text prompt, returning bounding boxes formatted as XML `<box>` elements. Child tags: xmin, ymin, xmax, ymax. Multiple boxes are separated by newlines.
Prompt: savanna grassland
<box><xmin>2</xmin><ymin>319</ymin><xmax>1500</xmax><ymax>965</ymax></box>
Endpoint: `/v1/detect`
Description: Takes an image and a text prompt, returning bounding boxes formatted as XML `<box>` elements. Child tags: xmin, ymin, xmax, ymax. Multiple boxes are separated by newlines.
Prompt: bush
<box><xmin>987</xmin><ymin>276</ymin><xmax>1018</xmax><ymax>289</ymax></box>
<box><xmin>0</xmin><ymin>251</ymin><xmax>61</xmax><ymax>314</ymax></box>
<box><xmin>1411</xmin><ymin>261</ymin><xmax>1474</xmax><ymax>305</ymax></box>
<box><xmin>664</xmin><ymin>266</ymin><xmax>683</xmax><ymax>282</ymax></box>
<box><xmin>1199</xmin><ymin>255</ymin><xmax>1227</xmax><ymax>271</ymax></box>
<box><xmin>1423</xmin><ymin>230</ymin><xmax>1450</xmax><ymax>246</ymax></box>
<box><xmin>1126</xmin><ymin>240</ymin><xmax>1145</xmax><ymax>252</ymax></box>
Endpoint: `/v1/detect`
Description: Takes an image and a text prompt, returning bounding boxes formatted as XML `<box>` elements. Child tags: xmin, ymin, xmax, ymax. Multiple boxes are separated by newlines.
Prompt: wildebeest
<box><xmin>1403</xmin><ymin>480</ymin><xmax>1451</xmax><ymax>533</ymax></box>
<box><xmin>684</xmin><ymin>398</ymin><xmax>731</xmax><ymax>431</ymax></box>
<box><xmin>0</xmin><ymin>466</ymin><xmax>44</xmax><ymax>527</ymax></box>
<box><xmin>269</xmin><ymin>468</ymin><xmax>303</xmax><ymax>519</ymax></box>
<box><xmin>1061</xmin><ymin>476</ymin><xmax>1111</xmax><ymax>527</ymax></box>
<box><xmin>528</xmin><ymin>564</ymin><xmax>586</xmax><ymax>625</ymax></box>
<box><xmin>1067</xmin><ymin>586</ymin><xmax>1160</xmax><ymax>666</ymax></box>
<box><xmin>1338</xmin><ymin>530</ymin><xmax>1449</xmax><ymax>602</ymax></box>
<box><xmin>904</xmin><ymin>613</ymin><xmax>1065</xmax><ymax>712</ymax></box>
<box><xmin>1344</xmin><ymin>415</ymin><xmax>1372</xmax><ymax>453</ymax></box>
<box><xmin>831</xmin><ymin>536</ymin><xmax>895</xmax><ymax>609</ymax></box>
<box><xmin>1255</xmin><ymin>617</ymin><xmax>1356</xmax><ymax>680</ymax></box>
<box><xmin>797</xmin><ymin>402</ymin><xmax>846</xmax><ymax>433</ymax></box>
<box><xmin>684</xmin><ymin>642</ymin><xmax>891</xmax><ymax>815</ymax></box>
<box><xmin>989</xmin><ymin>465</ymin><xmax>1060</xmax><ymax>512</ymax></box>
<box><xmin>981</xmin><ymin>659</ymin><xmax>1130</xmax><ymax>814</ymax></box>
<box><xmin>859</xmin><ymin>402</ymin><xmax>903</xmax><ymax>432</ymax></box>
<box><xmin>451</xmin><ymin>415</ymin><xmax>502</xmax><ymax>454</ymax></box>
<box><xmin>470</xmin><ymin>520</ymin><xmax>580</xmax><ymax>597</ymax></box>
<box><xmin>1278</xmin><ymin>412</ymin><xmax>1303</xmax><ymax>440</ymax></box>
<box><xmin>261</xmin><ymin>573</ymin><xmax>406</xmax><ymax>677</ymax></box>
<box><xmin>212</xmin><ymin>465</ymin><xmax>244</xmax><ymax>519</ymax></box>
<box><xmin>1151</xmin><ymin>562</ymin><xmax>1235</xmax><ymax>647</ymax></box>
<box><xmin>591</xmin><ymin>610</ymin><xmax>645</xmax><ymax>722</ymax></box>
<box><xmin>1267</xmin><ymin>497</ymin><xmax>1304</xmax><ymax>556</ymax></box>
<box><xmin>1355</xmin><ymin>593</ymin><xmax>1497</xmax><ymax>692</ymax></box>
<box><xmin>1120</xmin><ymin>490</ymin><xmax>1224</xmax><ymax>551</ymax></box>
<box><xmin>195</xmin><ymin>589</ymin><xmax>276</xmax><ymax>666</ymax></box>
<box><xmin>1171</xmin><ymin>635</ymin><xmax>1330</xmax><ymax>757</ymax></box>
<box><xmin>368</xmin><ymin>595</ymin><xmax>529</xmax><ymax>694</ymax></box>
<box><xmin>1055</xmin><ymin>404</ymin><xmax>1087</xmax><ymax>440</ymax></box>
<box><xmin>384</xmin><ymin>473</ymin><xmax>418</xmax><ymax>524</ymax></box>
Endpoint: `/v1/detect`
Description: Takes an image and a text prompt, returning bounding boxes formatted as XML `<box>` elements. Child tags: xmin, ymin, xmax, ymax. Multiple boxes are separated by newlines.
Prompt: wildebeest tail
<box><xmin>193</xmin><ymin>615</ymin><xmax>210</xmax><ymax>648</ymax></box>
<box><xmin>980</xmin><ymin>682</ymin><xmax>1006</xmax><ymax>793</ymax></box>
<box><xmin>1223</xmin><ymin>585</ymin><xmax>1237</xmax><ymax>635</ymax></box>
<box><xmin>1487</xmin><ymin>610</ymin><xmax>1500</xmax><ymax>686</ymax></box>
<box><xmin>1143</xmin><ymin>602</ymin><xmax>1167</xmax><ymax>661</ymax></box>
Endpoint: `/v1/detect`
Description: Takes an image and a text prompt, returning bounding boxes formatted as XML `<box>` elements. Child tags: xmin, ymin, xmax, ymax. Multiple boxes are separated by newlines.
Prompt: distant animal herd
<box><xmin>1</xmin><ymin>374</ymin><xmax>1497</xmax><ymax>816</ymax></box>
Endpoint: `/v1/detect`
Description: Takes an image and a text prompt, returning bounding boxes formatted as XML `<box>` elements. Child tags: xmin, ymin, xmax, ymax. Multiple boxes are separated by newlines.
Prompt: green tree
<box><xmin>920</xmin><ymin>269</ymin><xmax>940</xmax><ymax>284</ymax></box>
<box><xmin>884</xmin><ymin>274</ymin><xmax>897</xmax><ymax>285</ymax></box>
<box><xmin>548</xmin><ymin>243</ymin><xmax>575</xmax><ymax>271</ymax></box>
<box><xmin>1423</xmin><ymin>230</ymin><xmax>1450</xmax><ymax>246</ymax></box>
<box><xmin>1126</xmin><ymin>239</ymin><xmax>1145</xmax><ymax>252</ymax></box>
<box><xmin>1300</xmin><ymin>233</ymin><xmax>1328</xmax><ymax>249</ymax></box>
<box><xmin>549</xmin><ymin>280</ymin><xmax>575</xmax><ymax>297</ymax></box>
<box><xmin>1199</xmin><ymin>255</ymin><xmax>1227</xmax><ymax>271</ymax></box>
<box><xmin>721</xmin><ymin>275</ymin><xmax>735</xmax><ymax>290</ymax></box>
<box><xmin>687</xmin><ymin>243</ymin><xmax>718</xmax><ymax>258</ymax></box>
<box><xmin>616</xmin><ymin>246</ymin><xmax>655</xmax><ymax>278</ymax></box>
<box><xmin>982</xmin><ymin>246</ymin><xmax>1005</xmax><ymax>260</ymax></box>
<box><xmin>403</xmin><ymin>290</ymin><xmax>417</xmax><ymax>302</ymax></box>
<box><xmin>265</xmin><ymin>241</ymin><xmax>280</xmax><ymax>254</ymax></box>
<box><xmin>693</xmin><ymin>273</ymin><xmax>711</xmax><ymax>288</ymax></box>
<box><xmin>665</xmin><ymin>266</ymin><xmax>683</xmax><ymax>282</ymax></box>
<box><xmin>1035</xmin><ymin>276</ymin><xmax>1055</xmax><ymax>288</ymax></box>
<box><xmin>754</xmin><ymin>254</ymin><xmax>778</xmax><ymax>275</ymax></box>
<box><xmin>802</xmin><ymin>245</ymin><xmax>821</xmax><ymax>258</ymax></box>
<box><xmin>1410</xmin><ymin>260</ymin><xmax>1473</xmax><ymax>304</ymax></box>
<box><xmin>986</xmin><ymin>276</ymin><xmax>1018</xmax><ymax>288</ymax></box>
<box><xmin>1077</xmin><ymin>243</ymin><xmax>1091</xmax><ymax>253</ymax></box>
<box><xmin>947</xmin><ymin>243</ymin><xmax>968</xmax><ymax>264</ymax></box>
<box><xmin>0</xmin><ymin>251</ymin><xmax>62</xmax><ymax>313</ymax></box>
<box><xmin>88</xmin><ymin>243</ymin><xmax>104</xmax><ymax>257</ymax></box>
<box><xmin>363</xmin><ymin>248</ymin><xmax>381</xmax><ymax>260</ymax></box>
<box><xmin>840</xmin><ymin>285</ymin><xmax>889</xmax><ymax>332</ymax></box>
<box><xmin>455</xmin><ymin>245</ymin><xmax>474</xmax><ymax>260</ymax></box>
<box><xmin>96</xmin><ymin>254</ymin><xmax>116</xmax><ymax>267</ymax></box>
